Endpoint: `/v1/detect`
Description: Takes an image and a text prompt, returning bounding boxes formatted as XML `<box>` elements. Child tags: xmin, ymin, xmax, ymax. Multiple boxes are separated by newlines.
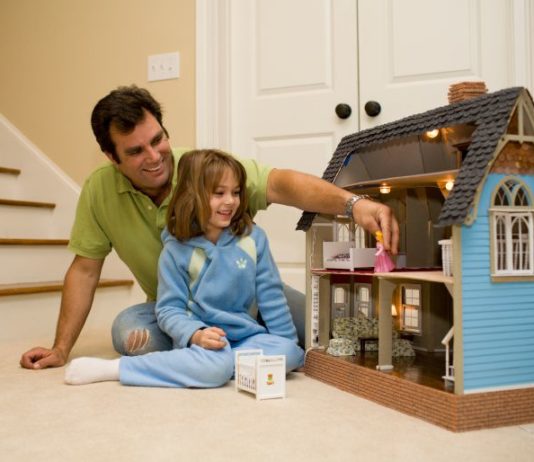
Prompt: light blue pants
<box><xmin>111</xmin><ymin>284</ymin><xmax>306</xmax><ymax>355</ymax></box>
<box><xmin>119</xmin><ymin>333</ymin><xmax>305</xmax><ymax>388</ymax></box>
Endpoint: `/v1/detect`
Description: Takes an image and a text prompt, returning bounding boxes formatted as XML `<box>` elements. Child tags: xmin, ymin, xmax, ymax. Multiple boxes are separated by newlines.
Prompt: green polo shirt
<box><xmin>68</xmin><ymin>148</ymin><xmax>271</xmax><ymax>301</ymax></box>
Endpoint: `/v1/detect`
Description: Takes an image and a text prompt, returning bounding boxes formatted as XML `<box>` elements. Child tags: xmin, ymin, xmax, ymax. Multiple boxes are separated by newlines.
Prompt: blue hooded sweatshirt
<box><xmin>155</xmin><ymin>225</ymin><xmax>299</xmax><ymax>348</ymax></box>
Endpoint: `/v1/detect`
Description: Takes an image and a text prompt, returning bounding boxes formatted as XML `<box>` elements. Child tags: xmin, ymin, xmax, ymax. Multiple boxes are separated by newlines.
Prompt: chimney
<box><xmin>448</xmin><ymin>81</ymin><xmax>488</xmax><ymax>104</ymax></box>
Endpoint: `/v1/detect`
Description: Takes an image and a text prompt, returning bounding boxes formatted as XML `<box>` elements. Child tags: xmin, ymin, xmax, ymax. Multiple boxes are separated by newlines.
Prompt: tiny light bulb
<box><xmin>426</xmin><ymin>129</ymin><xmax>439</xmax><ymax>139</ymax></box>
<box><xmin>445</xmin><ymin>180</ymin><xmax>454</xmax><ymax>191</ymax></box>
<box><xmin>379</xmin><ymin>184</ymin><xmax>391</xmax><ymax>194</ymax></box>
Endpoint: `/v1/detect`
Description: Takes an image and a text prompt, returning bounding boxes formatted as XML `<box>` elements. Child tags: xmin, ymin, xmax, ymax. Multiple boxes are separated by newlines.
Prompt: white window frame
<box><xmin>331</xmin><ymin>283</ymin><xmax>350</xmax><ymax>320</ymax></box>
<box><xmin>353</xmin><ymin>284</ymin><xmax>373</xmax><ymax>318</ymax></box>
<box><xmin>400</xmin><ymin>284</ymin><xmax>422</xmax><ymax>334</ymax></box>
<box><xmin>490</xmin><ymin>177</ymin><xmax>534</xmax><ymax>277</ymax></box>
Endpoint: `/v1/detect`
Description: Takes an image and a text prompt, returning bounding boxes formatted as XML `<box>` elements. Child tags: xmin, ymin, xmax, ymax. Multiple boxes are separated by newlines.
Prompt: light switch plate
<box><xmin>147</xmin><ymin>52</ymin><xmax>180</xmax><ymax>82</ymax></box>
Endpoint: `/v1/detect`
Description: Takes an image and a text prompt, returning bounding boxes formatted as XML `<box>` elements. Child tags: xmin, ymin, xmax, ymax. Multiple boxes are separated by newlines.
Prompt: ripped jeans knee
<box><xmin>111</xmin><ymin>303</ymin><xmax>173</xmax><ymax>356</ymax></box>
<box><xmin>125</xmin><ymin>328</ymin><xmax>151</xmax><ymax>354</ymax></box>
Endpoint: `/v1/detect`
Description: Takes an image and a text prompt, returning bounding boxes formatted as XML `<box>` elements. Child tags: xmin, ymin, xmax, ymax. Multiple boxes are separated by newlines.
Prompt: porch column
<box><xmin>377</xmin><ymin>277</ymin><xmax>395</xmax><ymax>371</ymax></box>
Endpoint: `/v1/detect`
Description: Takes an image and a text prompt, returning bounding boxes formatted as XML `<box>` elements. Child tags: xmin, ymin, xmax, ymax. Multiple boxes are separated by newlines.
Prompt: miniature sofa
<box><xmin>328</xmin><ymin>314</ymin><xmax>415</xmax><ymax>357</ymax></box>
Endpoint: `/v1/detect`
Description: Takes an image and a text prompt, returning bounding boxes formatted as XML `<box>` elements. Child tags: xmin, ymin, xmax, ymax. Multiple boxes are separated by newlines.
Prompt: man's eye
<box><xmin>151</xmin><ymin>136</ymin><xmax>163</xmax><ymax>146</ymax></box>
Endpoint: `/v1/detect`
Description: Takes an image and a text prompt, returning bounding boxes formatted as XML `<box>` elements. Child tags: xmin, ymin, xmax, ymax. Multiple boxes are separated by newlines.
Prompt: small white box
<box><xmin>323</xmin><ymin>241</ymin><xmax>376</xmax><ymax>270</ymax></box>
<box><xmin>235</xmin><ymin>350</ymin><xmax>286</xmax><ymax>400</ymax></box>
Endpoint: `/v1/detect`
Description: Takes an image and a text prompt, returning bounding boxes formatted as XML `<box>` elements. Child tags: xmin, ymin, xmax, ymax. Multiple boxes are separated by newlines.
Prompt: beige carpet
<box><xmin>2</xmin><ymin>329</ymin><xmax>534</xmax><ymax>462</ymax></box>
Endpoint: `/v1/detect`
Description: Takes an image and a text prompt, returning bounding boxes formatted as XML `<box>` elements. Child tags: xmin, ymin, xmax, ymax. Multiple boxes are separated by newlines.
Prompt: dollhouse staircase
<box><xmin>441</xmin><ymin>326</ymin><xmax>455</xmax><ymax>382</ymax></box>
<box><xmin>0</xmin><ymin>113</ymin><xmax>143</xmax><ymax>344</ymax></box>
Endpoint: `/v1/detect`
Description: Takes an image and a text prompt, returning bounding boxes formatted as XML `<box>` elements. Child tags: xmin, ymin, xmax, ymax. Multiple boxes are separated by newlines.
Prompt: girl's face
<box><xmin>205</xmin><ymin>168</ymin><xmax>241</xmax><ymax>243</ymax></box>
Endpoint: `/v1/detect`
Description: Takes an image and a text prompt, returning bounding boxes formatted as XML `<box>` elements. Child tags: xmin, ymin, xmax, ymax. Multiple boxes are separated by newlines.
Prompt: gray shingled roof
<box><xmin>296</xmin><ymin>86</ymin><xmax>526</xmax><ymax>231</ymax></box>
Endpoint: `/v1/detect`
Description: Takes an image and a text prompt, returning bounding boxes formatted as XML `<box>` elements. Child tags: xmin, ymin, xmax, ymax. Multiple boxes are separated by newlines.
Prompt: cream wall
<box><xmin>0</xmin><ymin>0</ymin><xmax>196</xmax><ymax>185</ymax></box>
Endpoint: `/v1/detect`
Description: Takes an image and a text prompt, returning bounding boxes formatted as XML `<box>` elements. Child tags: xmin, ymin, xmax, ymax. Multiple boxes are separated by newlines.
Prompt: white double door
<box><xmin>206</xmin><ymin>0</ymin><xmax>522</xmax><ymax>292</ymax></box>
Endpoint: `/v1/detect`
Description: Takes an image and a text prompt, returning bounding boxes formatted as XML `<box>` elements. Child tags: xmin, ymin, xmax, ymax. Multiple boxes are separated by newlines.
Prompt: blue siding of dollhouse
<box><xmin>461</xmin><ymin>173</ymin><xmax>534</xmax><ymax>392</ymax></box>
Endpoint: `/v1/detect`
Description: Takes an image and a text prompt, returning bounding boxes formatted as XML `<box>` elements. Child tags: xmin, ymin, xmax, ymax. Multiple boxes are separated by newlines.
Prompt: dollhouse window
<box><xmin>333</xmin><ymin>220</ymin><xmax>366</xmax><ymax>248</ymax></box>
<box><xmin>331</xmin><ymin>284</ymin><xmax>350</xmax><ymax>320</ymax></box>
<box><xmin>354</xmin><ymin>284</ymin><xmax>372</xmax><ymax>318</ymax></box>
<box><xmin>334</xmin><ymin>222</ymin><xmax>351</xmax><ymax>242</ymax></box>
<box><xmin>400</xmin><ymin>285</ymin><xmax>421</xmax><ymax>334</ymax></box>
<box><xmin>491</xmin><ymin>178</ymin><xmax>534</xmax><ymax>277</ymax></box>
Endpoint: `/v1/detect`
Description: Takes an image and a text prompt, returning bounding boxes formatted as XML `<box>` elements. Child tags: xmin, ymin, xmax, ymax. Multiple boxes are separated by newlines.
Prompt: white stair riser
<box><xmin>0</xmin><ymin>207</ymin><xmax>58</xmax><ymax>238</ymax></box>
<box><xmin>0</xmin><ymin>246</ymin><xmax>73</xmax><ymax>283</ymax></box>
<box><xmin>0</xmin><ymin>174</ymin><xmax>19</xmax><ymax>197</ymax></box>
<box><xmin>1</xmin><ymin>283</ymin><xmax>145</xmax><ymax>343</ymax></box>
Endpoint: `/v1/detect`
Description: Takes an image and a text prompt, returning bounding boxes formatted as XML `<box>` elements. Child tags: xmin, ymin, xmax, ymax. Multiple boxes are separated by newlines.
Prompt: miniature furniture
<box><xmin>359</xmin><ymin>336</ymin><xmax>378</xmax><ymax>354</ymax></box>
<box><xmin>234</xmin><ymin>350</ymin><xmax>286</xmax><ymax>400</ymax></box>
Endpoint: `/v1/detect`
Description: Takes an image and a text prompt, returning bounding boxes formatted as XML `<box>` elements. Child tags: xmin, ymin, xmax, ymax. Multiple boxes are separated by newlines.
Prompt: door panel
<box><xmin>358</xmin><ymin>0</ymin><xmax>513</xmax><ymax>129</ymax></box>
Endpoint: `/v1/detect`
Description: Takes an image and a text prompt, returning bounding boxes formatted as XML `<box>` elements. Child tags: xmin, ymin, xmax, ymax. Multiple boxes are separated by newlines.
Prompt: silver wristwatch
<box><xmin>344</xmin><ymin>194</ymin><xmax>370</xmax><ymax>218</ymax></box>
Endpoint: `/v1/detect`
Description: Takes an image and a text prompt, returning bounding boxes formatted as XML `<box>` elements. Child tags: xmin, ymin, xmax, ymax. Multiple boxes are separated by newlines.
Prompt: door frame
<box><xmin>196</xmin><ymin>0</ymin><xmax>231</xmax><ymax>150</ymax></box>
<box><xmin>196</xmin><ymin>0</ymin><xmax>533</xmax><ymax>149</ymax></box>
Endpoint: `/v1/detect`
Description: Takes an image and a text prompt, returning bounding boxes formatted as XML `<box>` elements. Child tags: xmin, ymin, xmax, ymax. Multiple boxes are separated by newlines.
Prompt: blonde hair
<box><xmin>167</xmin><ymin>149</ymin><xmax>252</xmax><ymax>241</ymax></box>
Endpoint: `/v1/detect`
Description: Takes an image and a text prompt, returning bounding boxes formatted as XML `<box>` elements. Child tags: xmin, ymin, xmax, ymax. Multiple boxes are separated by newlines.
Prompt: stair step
<box><xmin>0</xmin><ymin>238</ymin><xmax>69</xmax><ymax>245</ymax></box>
<box><xmin>0</xmin><ymin>166</ymin><xmax>21</xmax><ymax>176</ymax></box>
<box><xmin>0</xmin><ymin>198</ymin><xmax>56</xmax><ymax>209</ymax></box>
<box><xmin>0</xmin><ymin>279</ymin><xmax>134</xmax><ymax>297</ymax></box>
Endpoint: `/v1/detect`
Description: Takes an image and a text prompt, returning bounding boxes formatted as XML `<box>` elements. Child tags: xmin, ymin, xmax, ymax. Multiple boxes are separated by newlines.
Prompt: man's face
<box><xmin>107</xmin><ymin>111</ymin><xmax>173</xmax><ymax>201</ymax></box>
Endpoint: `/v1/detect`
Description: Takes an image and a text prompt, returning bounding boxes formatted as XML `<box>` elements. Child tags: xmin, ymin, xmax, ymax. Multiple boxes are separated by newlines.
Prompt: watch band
<box><xmin>344</xmin><ymin>194</ymin><xmax>370</xmax><ymax>218</ymax></box>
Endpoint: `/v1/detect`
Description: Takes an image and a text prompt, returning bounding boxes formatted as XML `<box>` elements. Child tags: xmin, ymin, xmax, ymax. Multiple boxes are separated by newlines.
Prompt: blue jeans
<box><xmin>111</xmin><ymin>283</ymin><xmax>306</xmax><ymax>356</ymax></box>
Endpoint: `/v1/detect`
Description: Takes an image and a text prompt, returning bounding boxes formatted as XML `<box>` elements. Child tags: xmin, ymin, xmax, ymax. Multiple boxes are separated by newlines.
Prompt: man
<box><xmin>20</xmin><ymin>85</ymin><xmax>399</xmax><ymax>370</ymax></box>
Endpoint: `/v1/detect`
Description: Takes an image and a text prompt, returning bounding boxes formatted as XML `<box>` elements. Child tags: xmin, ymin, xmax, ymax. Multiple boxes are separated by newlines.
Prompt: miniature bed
<box><xmin>234</xmin><ymin>350</ymin><xmax>286</xmax><ymax>400</ymax></box>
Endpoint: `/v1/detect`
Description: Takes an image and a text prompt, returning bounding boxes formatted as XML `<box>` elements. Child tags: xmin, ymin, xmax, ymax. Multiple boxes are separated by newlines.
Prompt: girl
<box><xmin>65</xmin><ymin>149</ymin><xmax>304</xmax><ymax>387</ymax></box>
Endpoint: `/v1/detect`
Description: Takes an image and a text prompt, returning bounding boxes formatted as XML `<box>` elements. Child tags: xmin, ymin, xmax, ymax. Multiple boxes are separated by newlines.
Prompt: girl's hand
<box><xmin>190</xmin><ymin>327</ymin><xmax>227</xmax><ymax>350</ymax></box>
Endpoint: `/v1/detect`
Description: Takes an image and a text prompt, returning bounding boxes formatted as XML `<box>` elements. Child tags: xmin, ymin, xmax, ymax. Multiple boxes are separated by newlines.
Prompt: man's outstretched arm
<box><xmin>20</xmin><ymin>255</ymin><xmax>104</xmax><ymax>369</ymax></box>
<box><xmin>266</xmin><ymin>168</ymin><xmax>399</xmax><ymax>253</ymax></box>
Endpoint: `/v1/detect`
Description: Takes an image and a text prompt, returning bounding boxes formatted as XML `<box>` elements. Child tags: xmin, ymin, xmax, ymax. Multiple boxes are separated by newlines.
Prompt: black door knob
<box><xmin>335</xmin><ymin>103</ymin><xmax>352</xmax><ymax>119</ymax></box>
<box><xmin>364</xmin><ymin>100</ymin><xmax>381</xmax><ymax>117</ymax></box>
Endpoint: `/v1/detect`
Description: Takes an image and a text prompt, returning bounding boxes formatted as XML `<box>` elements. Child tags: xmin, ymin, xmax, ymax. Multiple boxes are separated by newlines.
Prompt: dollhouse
<box><xmin>298</xmin><ymin>86</ymin><xmax>534</xmax><ymax>431</ymax></box>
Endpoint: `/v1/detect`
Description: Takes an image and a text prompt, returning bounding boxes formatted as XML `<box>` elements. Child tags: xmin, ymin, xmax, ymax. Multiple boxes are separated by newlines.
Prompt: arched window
<box><xmin>491</xmin><ymin>178</ymin><xmax>534</xmax><ymax>276</ymax></box>
<box><xmin>354</xmin><ymin>284</ymin><xmax>372</xmax><ymax>318</ymax></box>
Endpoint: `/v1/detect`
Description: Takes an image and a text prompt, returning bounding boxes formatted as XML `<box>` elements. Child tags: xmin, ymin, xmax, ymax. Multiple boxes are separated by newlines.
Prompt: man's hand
<box><xmin>190</xmin><ymin>327</ymin><xmax>227</xmax><ymax>350</ymax></box>
<box><xmin>353</xmin><ymin>198</ymin><xmax>399</xmax><ymax>254</ymax></box>
<box><xmin>20</xmin><ymin>346</ymin><xmax>68</xmax><ymax>370</ymax></box>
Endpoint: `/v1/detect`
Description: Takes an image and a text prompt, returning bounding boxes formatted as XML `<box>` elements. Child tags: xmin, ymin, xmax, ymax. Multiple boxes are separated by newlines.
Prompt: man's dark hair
<box><xmin>90</xmin><ymin>85</ymin><xmax>167</xmax><ymax>162</ymax></box>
